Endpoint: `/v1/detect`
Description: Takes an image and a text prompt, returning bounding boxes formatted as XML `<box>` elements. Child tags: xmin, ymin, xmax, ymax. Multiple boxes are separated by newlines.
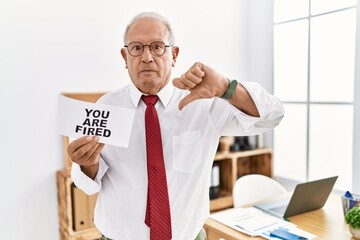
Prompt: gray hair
<box><xmin>123</xmin><ymin>12</ymin><xmax>175</xmax><ymax>46</ymax></box>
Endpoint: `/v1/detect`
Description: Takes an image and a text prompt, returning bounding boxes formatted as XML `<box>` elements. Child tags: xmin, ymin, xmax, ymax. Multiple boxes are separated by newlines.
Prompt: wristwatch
<box><xmin>221</xmin><ymin>79</ymin><xmax>238</xmax><ymax>100</ymax></box>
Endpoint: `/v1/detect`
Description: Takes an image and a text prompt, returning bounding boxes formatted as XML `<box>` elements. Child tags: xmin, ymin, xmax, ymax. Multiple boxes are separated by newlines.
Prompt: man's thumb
<box><xmin>178</xmin><ymin>93</ymin><xmax>200</xmax><ymax>111</ymax></box>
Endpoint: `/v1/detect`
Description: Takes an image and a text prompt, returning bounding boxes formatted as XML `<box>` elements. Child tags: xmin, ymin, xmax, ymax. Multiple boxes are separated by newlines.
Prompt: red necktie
<box><xmin>142</xmin><ymin>95</ymin><xmax>172</xmax><ymax>240</ymax></box>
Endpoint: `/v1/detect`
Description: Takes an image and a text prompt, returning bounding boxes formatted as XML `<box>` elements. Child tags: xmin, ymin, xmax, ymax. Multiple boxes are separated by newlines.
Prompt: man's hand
<box><xmin>172</xmin><ymin>62</ymin><xmax>228</xmax><ymax>110</ymax></box>
<box><xmin>67</xmin><ymin>136</ymin><xmax>105</xmax><ymax>179</ymax></box>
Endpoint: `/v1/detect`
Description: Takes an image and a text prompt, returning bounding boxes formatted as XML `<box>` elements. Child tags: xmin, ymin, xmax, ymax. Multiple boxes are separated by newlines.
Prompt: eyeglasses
<box><xmin>124</xmin><ymin>41</ymin><xmax>171</xmax><ymax>57</ymax></box>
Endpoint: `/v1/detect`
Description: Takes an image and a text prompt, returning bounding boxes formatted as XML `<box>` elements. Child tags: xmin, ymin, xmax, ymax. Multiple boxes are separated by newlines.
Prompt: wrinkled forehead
<box><xmin>125</xmin><ymin>18</ymin><xmax>169</xmax><ymax>44</ymax></box>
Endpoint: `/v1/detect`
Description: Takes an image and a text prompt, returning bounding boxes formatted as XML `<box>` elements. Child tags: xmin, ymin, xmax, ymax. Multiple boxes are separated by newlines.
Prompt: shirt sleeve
<box><xmin>71</xmin><ymin>156</ymin><xmax>109</xmax><ymax>195</ymax></box>
<box><xmin>210</xmin><ymin>82</ymin><xmax>285</xmax><ymax>136</ymax></box>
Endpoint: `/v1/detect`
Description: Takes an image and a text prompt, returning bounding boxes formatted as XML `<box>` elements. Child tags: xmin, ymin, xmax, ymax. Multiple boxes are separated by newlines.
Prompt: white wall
<box><xmin>248</xmin><ymin>0</ymin><xmax>275</xmax><ymax>146</ymax></box>
<box><xmin>0</xmin><ymin>0</ymin><xmax>273</xmax><ymax>239</ymax></box>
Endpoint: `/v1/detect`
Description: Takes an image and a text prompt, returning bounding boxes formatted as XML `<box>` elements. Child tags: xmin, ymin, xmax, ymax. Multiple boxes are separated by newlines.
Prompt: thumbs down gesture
<box><xmin>172</xmin><ymin>62</ymin><xmax>228</xmax><ymax>110</ymax></box>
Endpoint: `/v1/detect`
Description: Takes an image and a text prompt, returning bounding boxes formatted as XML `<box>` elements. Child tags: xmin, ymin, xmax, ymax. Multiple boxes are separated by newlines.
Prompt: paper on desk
<box><xmin>57</xmin><ymin>95</ymin><xmax>135</xmax><ymax>147</ymax></box>
<box><xmin>210</xmin><ymin>207</ymin><xmax>316</xmax><ymax>239</ymax></box>
<box><xmin>210</xmin><ymin>207</ymin><xmax>262</xmax><ymax>236</ymax></box>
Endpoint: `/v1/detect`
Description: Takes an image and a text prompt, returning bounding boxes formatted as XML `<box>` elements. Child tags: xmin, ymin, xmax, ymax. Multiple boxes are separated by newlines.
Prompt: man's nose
<box><xmin>141</xmin><ymin>46</ymin><xmax>154</xmax><ymax>63</ymax></box>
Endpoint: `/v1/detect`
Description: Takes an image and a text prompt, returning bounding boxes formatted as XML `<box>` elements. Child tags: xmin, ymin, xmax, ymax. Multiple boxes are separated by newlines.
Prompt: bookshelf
<box><xmin>210</xmin><ymin>148</ymin><xmax>272</xmax><ymax>212</ymax></box>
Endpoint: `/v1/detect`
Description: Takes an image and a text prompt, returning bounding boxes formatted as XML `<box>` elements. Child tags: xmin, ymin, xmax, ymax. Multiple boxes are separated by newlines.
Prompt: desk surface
<box><xmin>204</xmin><ymin>194</ymin><xmax>353</xmax><ymax>240</ymax></box>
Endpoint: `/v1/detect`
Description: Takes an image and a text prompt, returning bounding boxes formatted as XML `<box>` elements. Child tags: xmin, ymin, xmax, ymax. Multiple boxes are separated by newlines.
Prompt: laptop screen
<box><xmin>254</xmin><ymin>176</ymin><xmax>338</xmax><ymax>218</ymax></box>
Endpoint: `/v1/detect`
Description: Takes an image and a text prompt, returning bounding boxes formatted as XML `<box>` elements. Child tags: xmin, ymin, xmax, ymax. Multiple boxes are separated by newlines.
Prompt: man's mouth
<box><xmin>140</xmin><ymin>70</ymin><xmax>157</xmax><ymax>74</ymax></box>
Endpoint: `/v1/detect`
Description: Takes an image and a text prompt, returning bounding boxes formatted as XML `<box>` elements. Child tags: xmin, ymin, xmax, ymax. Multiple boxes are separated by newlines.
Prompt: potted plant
<box><xmin>345</xmin><ymin>206</ymin><xmax>360</xmax><ymax>239</ymax></box>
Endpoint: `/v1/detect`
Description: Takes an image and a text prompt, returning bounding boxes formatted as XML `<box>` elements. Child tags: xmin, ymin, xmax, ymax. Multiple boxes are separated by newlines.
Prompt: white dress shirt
<box><xmin>71</xmin><ymin>81</ymin><xmax>284</xmax><ymax>240</ymax></box>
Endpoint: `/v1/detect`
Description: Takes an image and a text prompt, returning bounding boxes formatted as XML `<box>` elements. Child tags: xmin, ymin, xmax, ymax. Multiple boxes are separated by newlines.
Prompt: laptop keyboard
<box><xmin>270</xmin><ymin>205</ymin><xmax>287</xmax><ymax>214</ymax></box>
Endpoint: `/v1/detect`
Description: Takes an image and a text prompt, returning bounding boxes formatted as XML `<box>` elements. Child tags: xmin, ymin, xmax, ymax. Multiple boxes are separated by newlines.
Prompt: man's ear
<box><xmin>171</xmin><ymin>46</ymin><xmax>179</xmax><ymax>67</ymax></box>
<box><xmin>120</xmin><ymin>48</ymin><xmax>128</xmax><ymax>69</ymax></box>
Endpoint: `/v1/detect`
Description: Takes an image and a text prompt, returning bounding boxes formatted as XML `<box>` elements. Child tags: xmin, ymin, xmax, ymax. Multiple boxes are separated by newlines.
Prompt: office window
<box><xmin>310</xmin><ymin>10</ymin><xmax>356</xmax><ymax>102</ymax></box>
<box><xmin>308</xmin><ymin>104</ymin><xmax>353</xmax><ymax>189</ymax></box>
<box><xmin>273</xmin><ymin>104</ymin><xmax>307</xmax><ymax>181</ymax></box>
<box><xmin>274</xmin><ymin>0</ymin><xmax>309</xmax><ymax>23</ymax></box>
<box><xmin>273</xmin><ymin>0</ymin><xmax>358</xmax><ymax>191</ymax></box>
<box><xmin>274</xmin><ymin>20</ymin><xmax>308</xmax><ymax>102</ymax></box>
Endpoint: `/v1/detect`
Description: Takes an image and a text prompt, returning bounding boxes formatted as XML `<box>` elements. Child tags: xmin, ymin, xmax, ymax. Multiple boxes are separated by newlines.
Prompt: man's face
<box><xmin>121</xmin><ymin>18</ymin><xmax>179</xmax><ymax>95</ymax></box>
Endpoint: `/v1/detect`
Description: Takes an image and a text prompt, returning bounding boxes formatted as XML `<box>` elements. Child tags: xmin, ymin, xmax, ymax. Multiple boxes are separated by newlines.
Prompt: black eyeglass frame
<box><xmin>124</xmin><ymin>41</ymin><xmax>171</xmax><ymax>57</ymax></box>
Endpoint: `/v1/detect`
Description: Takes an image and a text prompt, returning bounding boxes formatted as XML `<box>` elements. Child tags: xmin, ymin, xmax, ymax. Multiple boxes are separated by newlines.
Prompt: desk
<box><xmin>204</xmin><ymin>194</ymin><xmax>353</xmax><ymax>240</ymax></box>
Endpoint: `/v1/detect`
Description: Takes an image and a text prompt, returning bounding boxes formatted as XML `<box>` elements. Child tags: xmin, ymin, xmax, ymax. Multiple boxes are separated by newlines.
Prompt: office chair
<box><xmin>232</xmin><ymin>174</ymin><xmax>287</xmax><ymax>208</ymax></box>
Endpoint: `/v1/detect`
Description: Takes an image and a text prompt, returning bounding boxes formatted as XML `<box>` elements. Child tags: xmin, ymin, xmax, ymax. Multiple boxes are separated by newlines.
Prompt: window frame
<box><xmin>272</xmin><ymin>1</ymin><xmax>360</xmax><ymax>192</ymax></box>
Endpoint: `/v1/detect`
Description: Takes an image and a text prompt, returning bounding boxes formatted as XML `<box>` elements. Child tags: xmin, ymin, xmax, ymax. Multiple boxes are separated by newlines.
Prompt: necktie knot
<box><xmin>142</xmin><ymin>95</ymin><xmax>159</xmax><ymax>106</ymax></box>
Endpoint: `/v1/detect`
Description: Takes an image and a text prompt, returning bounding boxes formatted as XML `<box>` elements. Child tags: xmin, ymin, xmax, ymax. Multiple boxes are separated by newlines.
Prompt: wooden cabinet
<box><xmin>210</xmin><ymin>148</ymin><xmax>272</xmax><ymax>212</ymax></box>
<box><xmin>57</xmin><ymin>170</ymin><xmax>100</xmax><ymax>240</ymax></box>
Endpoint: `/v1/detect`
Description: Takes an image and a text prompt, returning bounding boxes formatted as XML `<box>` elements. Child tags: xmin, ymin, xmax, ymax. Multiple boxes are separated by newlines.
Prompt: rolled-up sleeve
<box><xmin>210</xmin><ymin>82</ymin><xmax>284</xmax><ymax>136</ymax></box>
<box><xmin>71</xmin><ymin>156</ymin><xmax>109</xmax><ymax>195</ymax></box>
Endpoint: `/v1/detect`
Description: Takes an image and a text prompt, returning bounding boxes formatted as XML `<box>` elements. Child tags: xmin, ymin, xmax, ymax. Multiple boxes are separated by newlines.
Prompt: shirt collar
<box><xmin>129</xmin><ymin>82</ymin><xmax>174</xmax><ymax>108</ymax></box>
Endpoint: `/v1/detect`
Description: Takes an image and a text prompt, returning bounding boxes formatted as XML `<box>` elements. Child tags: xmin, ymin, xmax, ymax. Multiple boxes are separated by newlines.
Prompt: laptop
<box><xmin>254</xmin><ymin>176</ymin><xmax>338</xmax><ymax>218</ymax></box>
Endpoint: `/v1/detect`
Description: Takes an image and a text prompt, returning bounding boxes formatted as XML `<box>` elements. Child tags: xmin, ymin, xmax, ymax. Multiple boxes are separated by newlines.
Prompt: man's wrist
<box><xmin>80</xmin><ymin>163</ymin><xmax>99</xmax><ymax>180</ymax></box>
<box><xmin>221</xmin><ymin>79</ymin><xmax>238</xmax><ymax>100</ymax></box>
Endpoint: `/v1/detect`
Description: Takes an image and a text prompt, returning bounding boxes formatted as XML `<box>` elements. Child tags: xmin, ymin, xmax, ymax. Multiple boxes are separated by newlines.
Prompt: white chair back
<box><xmin>232</xmin><ymin>174</ymin><xmax>287</xmax><ymax>208</ymax></box>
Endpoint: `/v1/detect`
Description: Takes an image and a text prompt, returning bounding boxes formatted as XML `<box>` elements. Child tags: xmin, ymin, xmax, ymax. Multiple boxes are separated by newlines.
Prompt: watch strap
<box><xmin>221</xmin><ymin>79</ymin><xmax>238</xmax><ymax>100</ymax></box>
